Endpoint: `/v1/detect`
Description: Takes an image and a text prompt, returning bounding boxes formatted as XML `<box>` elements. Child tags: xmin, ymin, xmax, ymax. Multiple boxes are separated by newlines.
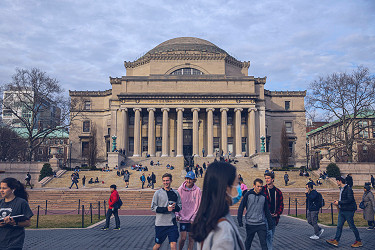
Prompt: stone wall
<box><xmin>336</xmin><ymin>162</ymin><xmax>375</xmax><ymax>186</ymax></box>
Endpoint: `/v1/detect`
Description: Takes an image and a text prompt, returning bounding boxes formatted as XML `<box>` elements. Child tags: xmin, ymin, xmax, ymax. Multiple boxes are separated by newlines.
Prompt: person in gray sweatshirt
<box><xmin>151</xmin><ymin>173</ymin><xmax>182</xmax><ymax>250</ymax></box>
<box><xmin>238</xmin><ymin>178</ymin><xmax>274</xmax><ymax>250</ymax></box>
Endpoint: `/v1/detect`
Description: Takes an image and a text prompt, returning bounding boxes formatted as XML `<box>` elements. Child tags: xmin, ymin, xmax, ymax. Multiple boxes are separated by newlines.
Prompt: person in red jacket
<box><xmin>101</xmin><ymin>184</ymin><xmax>120</xmax><ymax>230</ymax></box>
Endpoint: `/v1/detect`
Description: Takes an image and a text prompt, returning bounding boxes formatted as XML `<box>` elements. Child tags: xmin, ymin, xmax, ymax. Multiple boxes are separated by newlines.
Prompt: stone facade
<box><xmin>69</xmin><ymin>37</ymin><xmax>306</xmax><ymax>168</ymax></box>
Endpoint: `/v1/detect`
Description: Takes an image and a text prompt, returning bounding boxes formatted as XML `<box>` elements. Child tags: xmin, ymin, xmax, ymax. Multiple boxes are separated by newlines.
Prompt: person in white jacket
<box><xmin>176</xmin><ymin>171</ymin><xmax>202</xmax><ymax>250</ymax></box>
<box><xmin>191</xmin><ymin>162</ymin><xmax>245</xmax><ymax>250</ymax></box>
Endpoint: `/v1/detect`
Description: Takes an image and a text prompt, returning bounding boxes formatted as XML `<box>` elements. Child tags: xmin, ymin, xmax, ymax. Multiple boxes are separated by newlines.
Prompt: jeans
<box><xmin>70</xmin><ymin>181</ymin><xmax>78</xmax><ymax>189</ymax></box>
<box><xmin>245</xmin><ymin>224</ymin><xmax>267</xmax><ymax>250</ymax></box>
<box><xmin>266</xmin><ymin>217</ymin><xmax>277</xmax><ymax>250</ymax></box>
<box><xmin>307</xmin><ymin>210</ymin><xmax>321</xmax><ymax>235</ymax></box>
<box><xmin>335</xmin><ymin>210</ymin><xmax>361</xmax><ymax>242</ymax></box>
<box><xmin>105</xmin><ymin>208</ymin><xmax>120</xmax><ymax>228</ymax></box>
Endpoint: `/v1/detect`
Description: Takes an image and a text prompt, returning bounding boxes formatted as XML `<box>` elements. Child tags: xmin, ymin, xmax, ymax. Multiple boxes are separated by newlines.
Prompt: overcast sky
<box><xmin>0</xmin><ymin>0</ymin><xmax>374</xmax><ymax>94</ymax></box>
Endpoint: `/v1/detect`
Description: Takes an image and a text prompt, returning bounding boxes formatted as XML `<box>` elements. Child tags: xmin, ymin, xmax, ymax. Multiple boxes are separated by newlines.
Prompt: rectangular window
<box><xmin>83</xmin><ymin>121</ymin><xmax>90</xmax><ymax>132</ymax></box>
<box><xmin>142</xmin><ymin>137</ymin><xmax>148</xmax><ymax>152</ymax></box>
<box><xmin>156</xmin><ymin>116</ymin><xmax>162</xmax><ymax>125</ymax></box>
<box><xmin>128</xmin><ymin>137</ymin><xmax>134</xmax><ymax>153</ymax></box>
<box><xmin>156</xmin><ymin>137</ymin><xmax>162</xmax><ymax>152</ymax></box>
<box><xmin>84</xmin><ymin>101</ymin><xmax>91</xmax><ymax>110</ymax></box>
<box><xmin>242</xmin><ymin>137</ymin><xmax>247</xmax><ymax>152</ymax></box>
<box><xmin>227</xmin><ymin>116</ymin><xmax>233</xmax><ymax>125</ymax></box>
<box><xmin>214</xmin><ymin>137</ymin><xmax>220</xmax><ymax>152</ymax></box>
<box><xmin>285</xmin><ymin>121</ymin><xmax>293</xmax><ymax>133</ymax></box>
<box><xmin>285</xmin><ymin>101</ymin><xmax>290</xmax><ymax>111</ymax></box>
<box><xmin>129</xmin><ymin>114</ymin><xmax>135</xmax><ymax>125</ymax></box>
<box><xmin>288</xmin><ymin>141</ymin><xmax>294</xmax><ymax>156</ymax></box>
<box><xmin>213</xmin><ymin>114</ymin><xmax>220</xmax><ymax>125</ymax></box>
<box><xmin>241</xmin><ymin>116</ymin><xmax>246</xmax><ymax>125</ymax></box>
<box><xmin>142</xmin><ymin>116</ymin><xmax>148</xmax><ymax>125</ymax></box>
<box><xmin>82</xmin><ymin>141</ymin><xmax>89</xmax><ymax>157</ymax></box>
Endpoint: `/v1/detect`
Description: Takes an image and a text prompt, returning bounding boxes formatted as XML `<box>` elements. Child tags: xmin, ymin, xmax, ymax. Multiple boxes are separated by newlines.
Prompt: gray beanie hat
<box><xmin>364</xmin><ymin>185</ymin><xmax>371</xmax><ymax>191</ymax></box>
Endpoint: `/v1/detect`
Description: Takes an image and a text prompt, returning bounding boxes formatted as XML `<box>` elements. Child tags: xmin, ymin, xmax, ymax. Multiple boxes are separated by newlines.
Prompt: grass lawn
<box><xmin>29</xmin><ymin>214</ymin><xmax>106</xmax><ymax>229</ymax></box>
<box><xmin>289</xmin><ymin>212</ymin><xmax>368</xmax><ymax>227</ymax></box>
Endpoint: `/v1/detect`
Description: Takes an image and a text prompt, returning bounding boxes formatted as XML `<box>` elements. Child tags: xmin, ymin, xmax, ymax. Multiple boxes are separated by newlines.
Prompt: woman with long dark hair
<box><xmin>0</xmin><ymin>177</ymin><xmax>34</xmax><ymax>249</ymax></box>
<box><xmin>192</xmin><ymin>162</ymin><xmax>244</xmax><ymax>250</ymax></box>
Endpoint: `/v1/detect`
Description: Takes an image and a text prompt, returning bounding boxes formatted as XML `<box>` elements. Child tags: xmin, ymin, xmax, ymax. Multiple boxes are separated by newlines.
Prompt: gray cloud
<box><xmin>0</xmin><ymin>0</ymin><xmax>374</xmax><ymax>93</ymax></box>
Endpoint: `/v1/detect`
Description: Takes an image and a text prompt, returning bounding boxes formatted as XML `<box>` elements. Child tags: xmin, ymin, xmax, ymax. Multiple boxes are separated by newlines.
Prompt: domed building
<box><xmin>69</xmin><ymin>37</ymin><xmax>306</xmax><ymax>169</ymax></box>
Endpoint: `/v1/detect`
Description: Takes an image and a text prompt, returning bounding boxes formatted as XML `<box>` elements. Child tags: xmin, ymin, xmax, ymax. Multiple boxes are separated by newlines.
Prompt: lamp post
<box><xmin>112</xmin><ymin>135</ymin><xmax>117</xmax><ymax>152</ymax></box>
<box><xmin>69</xmin><ymin>141</ymin><xmax>72</xmax><ymax>170</ymax></box>
<box><xmin>306</xmin><ymin>137</ymin><xmax>309</xmax><ymax>170</ymax></box>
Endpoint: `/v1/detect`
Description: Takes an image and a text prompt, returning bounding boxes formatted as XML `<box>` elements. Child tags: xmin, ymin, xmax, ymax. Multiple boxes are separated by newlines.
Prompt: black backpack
<box><xmin>316</xmin><ymin>192</ymin><xmax>325</xmax><ymax>208</ymax></box>
<box><xmin>113</xmin><ymin>198</ymin><xmax>123</xmax><ymax>209</ymax></box>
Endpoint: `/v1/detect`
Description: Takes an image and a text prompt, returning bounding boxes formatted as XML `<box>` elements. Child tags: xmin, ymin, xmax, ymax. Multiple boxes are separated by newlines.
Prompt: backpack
<box><xmin>316</xmin><ymin>192</ymin><xmax>325</xmax><ymax>208</ymax></box>
<box><xmin>113</xmin><ymin>198</ymin><xmax>123</xmax><ymax>209</ymax></box>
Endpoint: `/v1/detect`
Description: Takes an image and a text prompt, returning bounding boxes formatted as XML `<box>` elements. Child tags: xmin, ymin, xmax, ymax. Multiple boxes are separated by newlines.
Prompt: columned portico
<box><xmin>234</xmin><ymin>108</ymin><xmax>243</xmax><ymax>157</ymax></box>
<box><xmin>176</xmin><ymin>108</ymin><xmax>184</xmax><ymax>157</ymax></box>
<box><xmin>220</xmin><ymin>108</ymin><xmax>229</xmax><ymax>155</ymax></box>
<box><xmin>206</xmin><ymin>108</ymin><xmax>215</xmax><ymax>157</ymax></box>
<box><xmin>120</xmin><ymin>108</ymin><xmax>128</xmax><ymax>154</ymax></box>
<box><xmin>161</xmin><ymin>108</ymin><xmax>169</xmax><ymax>157</ymax></box>
<box><xmin>133</xmin><ymin>108</ymin><xmax>141</xmax><ymax>157</ymax></box>
<box><xmin>248</xmin><ymin>107</ymin><xmax>257</xmax><ymax>156</ymax></box>
<box><xmin>147</xmin><ymin>108</ymin><xmax>156</xmax><ymax>156</ymax></box>
<box><xmin>192</xmin><ymin>108</ymin><xmax>200</xmax><ymax>156</ymax></box>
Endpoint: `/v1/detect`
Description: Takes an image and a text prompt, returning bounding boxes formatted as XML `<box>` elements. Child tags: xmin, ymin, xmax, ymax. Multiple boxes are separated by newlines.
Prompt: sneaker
<box><xmin>326</xmin><ymin>239</ymin><xmax>339</xmax><ymax>247</ymax></box>
<box><xmin>318</xmin><ymin>228</ymin><xmax>324</xmax><ymax>237</ymax></box>
<box><xmin>366</xmin><ymin>226</ymin><xmax>374</xmax><ymax>230</ymax></box>
<box><xmin>113</xmin><ymin>227</ymin><xmax>121</xmax><ymax>230</ymax></box>
<box><xmin>310</xmin><ymin>235</ymin><xmax>319</xmax><ymax>240</ymax></box>
<box><xmin>351</xmin><ymin>241</ymin><xmax>363</xmax><ymax>248</ymax></box>
<box><xmin>101</xmin><ymin>227</ymin><xmax>108</xmax><ymax>231</ymax></box>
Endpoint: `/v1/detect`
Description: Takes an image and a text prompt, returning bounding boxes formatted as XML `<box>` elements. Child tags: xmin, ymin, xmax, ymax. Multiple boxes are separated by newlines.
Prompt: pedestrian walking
<box><xmin>82</xmin><ymin>175</ymin><xmax>86</xmax><ymax>187</ymax></box>
<box><xmin>101</xmin><ymin>184</ymin><xmax>121</xmax><ymax>230</ymax></box>
<box><xmin>371</xmin><ymin>175</ymin><xmax>375</xmax><ymax>189</ymax></box>
<box><xmin>69</xmin><ymin>172</ymin><xmax>79</xmax><ymax>189</ymax></box>
<box><xmin>305</xmin><ymin>182</ymin><xmax>324</xmax><ymax>239</ymax></box>
<box><xmin>202</xmin><ymin>148</ymin><xmax>205</xmax><ymax>157</ymax></box>
<box><xmin>284</xmin><ymin>172</ymin><xmax>289</xmax><ymax>186</ymax></box>
<box><xmin>147</xmin><ymin>174</ymin><xmax>152</xmax><ymax>188</ymax></box>
<box><xmin>176</xmin><ymin>171</ymin><xmax>202</xmax><ymax>250</ymax></box>
<box><xmin>361</xmin><ymin>184</ymin><xmax>375</xmax><ymax>230</ymax></box>
<box><xmin>199</xmin><ymin>167</ymin><xmax>203</xmax><ymax>178</ymax></box>
<box><xmin>151</xmin><ymin>172</ymin><xmax>156</xmax><ymax>189</ymax></box>
<box><xmin>140</xmin><ymin>173</ymin><xmax>146</xmax><ymax>189</ymax></box>
<box><xmin>326</xmin><ymin>176</ymin><xmax>362</xmax><ymax>248</ymax></box>
<box><xmin>24</xmin><ymin>172</ymin><xmax>33</xmax><ymax>189</ymax></box>
<box><xmin>124</xmin><ymin>170</ymin><xmax>130</xmax><ymax>188</ymax></box>
<box><xmin>0</xmin><ymin>178</ymin><xmax>34</xmax><ymax>249</ymax></box>
<box><xmin>151</xmin><ymin>173</ymin><xmax>182</xmax><ymax>250</ymax></box>
<box><xmin>240</xmin><ymin>180</ymin><xmax>248</xmax><ymax>197</ymax></box>
<box><xmin>202</xmin><ymin>162</ymin><xmax>206</xmax><ymax>171</ymax></box>
<box><xmin>263</xmin><ymin>172</ymin><xmax>284</xmax><ymax>250</ymax></box>
<box><xmin>238</xmin><ymin>178</ymin><xmax>274</xmax><ymax>250</ymax></box>
<box><xmin>191</xmin><ymin>162</ymin><xmax>245</xmax><ymax>250</ymax></box>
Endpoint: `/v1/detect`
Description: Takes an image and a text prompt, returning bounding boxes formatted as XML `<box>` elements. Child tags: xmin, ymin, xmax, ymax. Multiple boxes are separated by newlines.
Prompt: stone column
<box><xmin>206</xmin><ymin>108</ymin><xmax>215</xmax><ymax>157</ymax></box>
<box><xmin>259</xmin><ymin>105</ymin><xmax>266</xmax><ymax>147</ymax></box>
<box><xmin>176</xmin><ymin>108</ymin><xmax>184</xmax><ymax>157</ymax></box>
<box><xmin>220</xmin><ymin>108</ymin><xmax>229</xmax><ymax>155</ymax></box>
<box><xmin>147</xmin><ymin>108</ymin><xmax>156</xmax><ymax>157</ymax></box>
<box><xmin>133</xmin><ymin>108</ymin><xmax>141</xmax><ymax>157</ymax></box>
<box><xmin>192</xmin><ymin>108</ymin><xmax>200</xmax><ymax>156</ymax></box>
<box><xmin>121</xmin><ymin>108</ymin><xmax>128</xmax><ymax>155</ymax></box>
<box><xmin>248</xmin><ymin>107</ymin><xmax>257</xmax><ymax>156</ymax></box>
<box><xmin>234</xmin><ymin>108</ymin><xmax>243</xmax><ymax>157</ymax></box>
<box><xmin>161</xmin><ymin>108</ymin><xmax>170</xmax><ymax>157</ymax></box>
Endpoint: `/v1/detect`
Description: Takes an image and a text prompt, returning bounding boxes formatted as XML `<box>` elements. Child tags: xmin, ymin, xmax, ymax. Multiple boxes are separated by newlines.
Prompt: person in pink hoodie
<box><xmin>176</xmin><ymin>171</ymin><xmax>202</xmax><ymax>250</ymax></box>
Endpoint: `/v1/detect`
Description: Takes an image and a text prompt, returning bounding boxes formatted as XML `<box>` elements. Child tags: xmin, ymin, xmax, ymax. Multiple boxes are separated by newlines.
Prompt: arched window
<box><xmin>170</xmin><ymin>68</ymin><xmax>203</xmax><ymax>75</ymax></box>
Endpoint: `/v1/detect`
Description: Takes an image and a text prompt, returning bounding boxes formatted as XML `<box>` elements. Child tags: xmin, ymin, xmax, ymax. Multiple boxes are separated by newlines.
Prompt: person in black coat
<box><xmin>345</xmin><ymin>174</ymin><xmax>353</xmax><ymax>188</ymax></box>
<box><xmin>326</xmin><ymin>176</ymin><xmax>362</xmax><ymax>248</ymax></box>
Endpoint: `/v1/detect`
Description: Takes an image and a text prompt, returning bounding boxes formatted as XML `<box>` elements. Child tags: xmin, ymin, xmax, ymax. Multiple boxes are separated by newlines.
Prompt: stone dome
<box><xmin>146</xmin><ymin>37</ymin><xmax>229</xmax><ymax>56</ymax></box>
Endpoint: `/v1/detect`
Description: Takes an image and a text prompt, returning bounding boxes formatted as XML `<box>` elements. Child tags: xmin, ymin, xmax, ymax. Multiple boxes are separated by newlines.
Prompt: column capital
<box><xmin>161</xmin><ymin>108</ymin><xmax>170</xmax><ymax>112</ymax></box>
<box><xmin>191</xmin><ymin>108</ymin><xmax>200</xmax><ymax>112</ymax></box>
<box><xmin>220</xmin><ymin>108</ymin><xmax>229</xmax><ymax>112</ymax></box>
<box><xmin>206</xmin><ymin>108</ymin><xmax>215</xmax><ymax>112</ymax></box>
<box><xmin>176</xmin><ymin>107</ymin><xmax>185</xmax><ymax>112</ymax></box>
<box><xmin>234</xmin><ymin>108</ymin><xmax>243</xmax><ymax>112</ymax></box>
<box><xmin>258</xmin><ymin>106</ymin><xmax>265</xmax><ymax>111</ymax></box>
<box><xmin>133</xmin><ymin>108</ymin><xmax>142</xmax><ymax>112</ymax></box>
<box><xmin>147</xmin><ymin>108</ymin><xmax>156</xmax><ymax>112</ymax></box>
<box><xmin>120</xmin><ymin>107</ymin><xmax>128</xmax><ymax>112</ymax></box>
<box><xmin>248</xmin><ymin>107</ymin><xmax>257</xmax><ymax>112</ymax></box>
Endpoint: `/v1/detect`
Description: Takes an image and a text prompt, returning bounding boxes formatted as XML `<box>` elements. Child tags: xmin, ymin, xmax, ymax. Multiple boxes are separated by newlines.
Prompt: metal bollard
<box><xmin>331</xmin><ymin>203</ymin><xmax>334</xmax><ymax>225</ymax></box>
<box><xmin>295</xmin><ymin>198</ymin><xmax>297</xmax><ymax>217</ymax></box>
<box><xmin>288</xmin><ymin>197</ymin><xmax>291</xmax><ymax>215</ymax></box>
<box><xmin>90</xmin><ymin>203</ymin><xmax>93</xmax><ymax>223</ymax></box>
<box><xmin>45</xmin><ymin>200</ymin><xmax>48</xmax><ymax>215</ymax></box>
<box><xmin>104</xmin><ymin>200</ymin><xmax>107</xmax><ymax>217</ymax></box>
<box><xmin>98</xmin><ymin>201</ymin><xmax>101</xmax><ymax>220</ymax></box>
<box><xmin>37</xmin><ymin>205</ymin><xmax>40</xmax><ymax>228</ymax></box>
<box><xmin>82</xmin><ymin>205</ymin><xmax>85</xmax><ymax>228</ymax></box>
<box><xmin>78</xmin><ymin>199</ymin><xmax>81</xmax><ymax>215</ymax></box>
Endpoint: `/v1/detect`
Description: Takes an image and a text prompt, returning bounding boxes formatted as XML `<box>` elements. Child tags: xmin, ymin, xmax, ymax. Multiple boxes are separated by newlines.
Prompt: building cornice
<box><xmin>117</xmin><ymin>92</ymin><xmax>258</xmax><ymax>100</ymax></box>
<box><xmin>69</xmin><ymin>90</ymin><xmax>112</xmax><ymax>97</ymax></box>
<box><xmin>264</xmin><ymin>89</ymin><xmax>306</xmax><ymax>97</ymax></box>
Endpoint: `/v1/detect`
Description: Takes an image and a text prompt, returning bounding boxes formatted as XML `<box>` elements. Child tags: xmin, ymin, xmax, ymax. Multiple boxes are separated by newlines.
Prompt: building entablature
<box><xmin>264</xmin><ymin>89</ymin><xmax>306</xmax><ymax>97</ymax></box>
<box><xmin>69</xmin><ymin>90</ymin><xmax>112</xmax><ymax>97</ymax></box>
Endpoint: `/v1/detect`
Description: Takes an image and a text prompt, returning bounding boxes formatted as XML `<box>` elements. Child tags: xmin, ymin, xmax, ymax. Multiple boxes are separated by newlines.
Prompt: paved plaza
<box><xmin>24</xmin><ymin>215</ymin><xmax>374</xmax><ymax>250</ymax></box>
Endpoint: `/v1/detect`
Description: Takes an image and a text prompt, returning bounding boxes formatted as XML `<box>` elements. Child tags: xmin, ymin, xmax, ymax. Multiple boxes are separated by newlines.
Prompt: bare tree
<box><xmin>1</xmin><ymin>68</ymin><xmax>83</xmax><ymax>161</ymax></box>
<box><xmin>279</xmin><ymin>125</ymin><xmax>290</xmax><ymax>168</ymax></box>
<box><xmin>306</xmin><ymin>66</ymin><xmax>375</xmax><ymax>162</ymax></box>
<box><xmin>0</xmin><ymin>126</ymin><xmax>27</xmax><ymax>161</ymax></box>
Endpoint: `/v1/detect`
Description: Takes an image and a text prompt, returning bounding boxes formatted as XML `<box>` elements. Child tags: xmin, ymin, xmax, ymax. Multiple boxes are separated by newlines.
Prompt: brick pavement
<box><xmin>24</xmin><ymin>215</ymin><xmax>374</xmax><ymax>250</ymax></box>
